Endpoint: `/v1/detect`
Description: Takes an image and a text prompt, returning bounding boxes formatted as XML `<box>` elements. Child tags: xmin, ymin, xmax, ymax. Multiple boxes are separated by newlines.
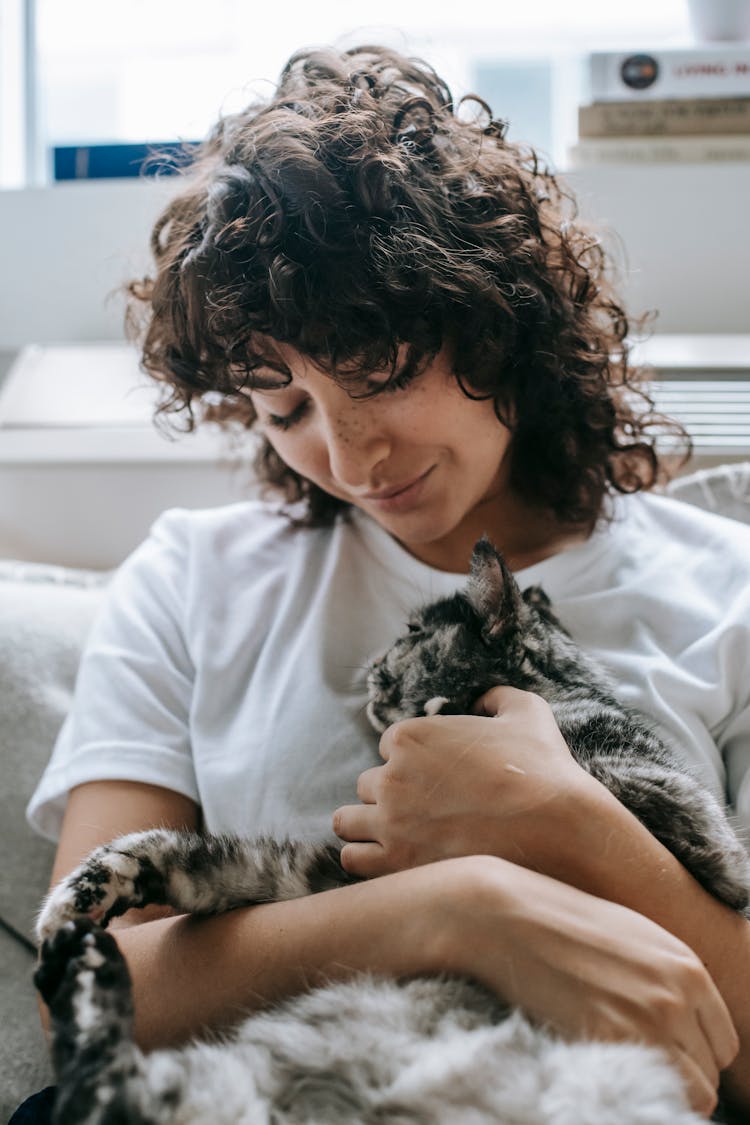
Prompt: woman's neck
<box><xmin>399</xmin><ymin>492</ymin><xmax>593</xmax><ymax>575</ymax></box>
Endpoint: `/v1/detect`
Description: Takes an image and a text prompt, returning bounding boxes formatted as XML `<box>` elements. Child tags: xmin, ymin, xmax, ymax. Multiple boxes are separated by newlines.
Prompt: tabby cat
<box><xmin>35</xmin><ymin>538</ymin><xmax>749</xmax><ymax>1124</ymax></box>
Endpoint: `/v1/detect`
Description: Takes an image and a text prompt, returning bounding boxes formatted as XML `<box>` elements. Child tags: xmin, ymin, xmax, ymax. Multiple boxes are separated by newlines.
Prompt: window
<box><xmin>2</xmin><ymin>0</ymin><xmax>692</xmax><ymax>188</ymax></box>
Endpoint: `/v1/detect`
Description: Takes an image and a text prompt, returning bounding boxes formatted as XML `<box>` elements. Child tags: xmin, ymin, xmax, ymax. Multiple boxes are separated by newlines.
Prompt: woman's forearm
<box><xmin>108</xmin><ymin>863</ymin><xmax>453</xmax><ymax>1051</ymax></box>
<box><xmin>558</xmin><ymin>776</ymin><xmax>750</xmax><ymax>1109</ymax></box>
<box><xmin>42</xmin><ymin>849</ymin><xmax>734</xmax><ymax>1118</ymax></box>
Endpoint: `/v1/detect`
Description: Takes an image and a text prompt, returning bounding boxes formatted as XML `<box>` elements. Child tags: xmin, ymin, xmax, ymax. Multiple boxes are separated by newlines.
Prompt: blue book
<box><xmin>53</xmin><ymin>141</ymin><xmax>200</xmax><ymax>181</ymax></box>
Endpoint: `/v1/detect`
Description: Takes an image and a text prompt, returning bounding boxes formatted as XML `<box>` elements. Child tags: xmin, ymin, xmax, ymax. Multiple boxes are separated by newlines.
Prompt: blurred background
<box><xmin>2</xmin><ymin>0</ymin><xmax>748</xmax><ymax>342</ymax></box>
<box><xmin>0</xmin><ymin>0</ymin><xmax>748</xmax><ymax>565</ymax></box>
<box><xmin>0</xmin><ymin>0</ymin><xmax>711</xmax><ymax>185</ymax></box>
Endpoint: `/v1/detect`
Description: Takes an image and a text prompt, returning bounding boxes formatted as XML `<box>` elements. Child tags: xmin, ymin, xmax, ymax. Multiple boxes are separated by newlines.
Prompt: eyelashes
<box><xmin>264</xmin><ymin>367</ymin><xmax>416</xmax><ymax>432</ymax></box>
<box><xmin>266</xmin><ymin>400</ymin><xmax>310</xmax><ymax>431</ymax></box>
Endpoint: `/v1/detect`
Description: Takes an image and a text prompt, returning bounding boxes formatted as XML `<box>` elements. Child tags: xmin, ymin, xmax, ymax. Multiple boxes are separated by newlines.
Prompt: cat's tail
<box><xmin>35</xmin><ymin>920</ymin><xmax>162</xmax><ymax>1125</ymax></box>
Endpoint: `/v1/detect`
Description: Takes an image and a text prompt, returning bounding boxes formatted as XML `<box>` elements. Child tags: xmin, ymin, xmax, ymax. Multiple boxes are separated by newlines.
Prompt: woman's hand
<box><xmin>333</xmin><ymin>686</ymin><xmax>593</xmax><ymax>879</ymax></box>
<box><xmin>433</xmin><ymin>855</ymin><xmax>739</xmax><ymax>1120</ymax></box>
<box><xmin>333</xmin><ymin>689</ymin><xmax>750</xmax><ymax>1117</ymax></box>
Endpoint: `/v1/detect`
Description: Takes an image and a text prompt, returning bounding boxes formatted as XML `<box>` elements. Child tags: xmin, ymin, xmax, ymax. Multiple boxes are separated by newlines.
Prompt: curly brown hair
<box><xmin>127</xmin><ymin>43</ymin><xmax>688</xmax><ymax>529</ymax></box>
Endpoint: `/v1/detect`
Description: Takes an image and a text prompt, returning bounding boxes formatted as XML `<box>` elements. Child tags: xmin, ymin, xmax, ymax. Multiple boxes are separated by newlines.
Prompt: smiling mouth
<box><xmin>362</xmin><ymin>468</ymin><xmax>433</xmax><ymax>501</ymax></box>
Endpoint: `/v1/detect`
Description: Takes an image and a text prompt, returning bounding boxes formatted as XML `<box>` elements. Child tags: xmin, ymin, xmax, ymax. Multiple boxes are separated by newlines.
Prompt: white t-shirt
<box><xmin>27</xmin><ymin>491</ymin><xmax>750</xmax><ymax>845</ymax></box>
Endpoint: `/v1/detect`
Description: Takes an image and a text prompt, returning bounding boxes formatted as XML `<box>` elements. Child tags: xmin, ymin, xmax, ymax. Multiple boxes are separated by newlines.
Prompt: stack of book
<box><xmin>569</xmin><ymin>44</ymin><xmax>750</xmax><ymax>165</ymax></box>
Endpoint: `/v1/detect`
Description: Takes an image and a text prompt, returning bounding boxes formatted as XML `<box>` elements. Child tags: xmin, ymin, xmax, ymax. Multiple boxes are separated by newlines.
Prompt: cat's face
<box><xmin>366</xmin><ymin>537</ymin><xmax>577</xmax><ymax>732</ymax></box>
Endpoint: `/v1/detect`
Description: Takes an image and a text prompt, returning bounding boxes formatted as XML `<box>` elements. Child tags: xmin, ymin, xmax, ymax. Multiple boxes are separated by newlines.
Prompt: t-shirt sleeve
<box><xmin>26</xmin><ymin>510</ymin><xmax>198</xmax><ymax>841</ymax></box>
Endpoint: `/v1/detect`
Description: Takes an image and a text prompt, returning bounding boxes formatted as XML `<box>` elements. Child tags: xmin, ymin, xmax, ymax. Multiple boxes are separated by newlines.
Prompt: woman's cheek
<box><xmin>268</xmin><ymin>429</ymin><xmax>330</xmax><ymax>485</ymax></box>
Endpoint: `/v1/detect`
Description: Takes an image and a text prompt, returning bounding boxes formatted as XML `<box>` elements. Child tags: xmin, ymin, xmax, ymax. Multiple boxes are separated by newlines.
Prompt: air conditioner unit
<box><xmin>633</xmin><ymin>335</ymin><xmax>750</xmax><ymax>469</ymax></box>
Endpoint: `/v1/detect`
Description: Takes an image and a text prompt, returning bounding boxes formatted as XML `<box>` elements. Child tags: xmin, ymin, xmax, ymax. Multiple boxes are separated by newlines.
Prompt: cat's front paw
<box><xmin>34</xmin><ymin>918</ymin><xmax>118</xmax><ymax>1009</ymax></box>
<box><xmin>36</xmin><ymin>843</ymin><xmax>144</xmax><ymax>944</ymax></box>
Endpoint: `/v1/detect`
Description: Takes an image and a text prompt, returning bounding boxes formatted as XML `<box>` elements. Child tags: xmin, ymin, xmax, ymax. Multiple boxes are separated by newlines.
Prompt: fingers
<box><xmin>471</xmin><ymin>685</ymin><xmax>522</xmax><ymax>716</ymax></box>
<box><xmin>643</xmin><ymin>955</ymin><xmax>736</xmax><ymax>1117</ymax></box>
<box><xmin>649</xmin><ymin>963</ymin><xmax>737</xmax><ymax>1119</ymax></box>
<box><xmin>471</xmin><ymin>685</ymin><xmax>546</xmax><ymax>717</ymax></box>
<box><xmin>339</xmin><ymin>841</ymin><xmax>386</xmax><ymax>878</ymax></box>
<box><xmin>671</xmin><ymin>1046</ymin><xmax>719</xmax><ymax>1120</ymax></box>
<box><xmin>378</xmin><ymin>735</ymin><xmax>392</xmax><ymax>761</ymax></box>
<box><xmin>694</xmin><ymin>973</ymin><xmax>740</xmax><ymax>1074</ymax></box>
<box><xmin>332</xmin><ymin>802</ymin><xmax>377</xmax><ymax>842</ymax></box>
<box><xmin>671</xmin><ymin>958</ymin><xmax>739</xmax><ymax>1088</ymax></box>
<box><xmin>355</xmin><ymin>767</ymin><xmax>381</xmax><ymax>803</ymax></box>
<box><xmin>333</xmin><ymin>793</ymin><xmax>387</xmax><ymax>877</ymax></box>
<box><xmin>673</xmin><ymin>1016</ymin><xmax>720</xmax><ymax>1118</ymax></box>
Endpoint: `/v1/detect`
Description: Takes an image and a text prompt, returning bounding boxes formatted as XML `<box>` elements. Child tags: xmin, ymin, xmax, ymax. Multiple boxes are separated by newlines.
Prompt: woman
<box><xmin>22</xmin><ymin>43</ymin><xmax>750</xmax><ymax>1121</ymax></box>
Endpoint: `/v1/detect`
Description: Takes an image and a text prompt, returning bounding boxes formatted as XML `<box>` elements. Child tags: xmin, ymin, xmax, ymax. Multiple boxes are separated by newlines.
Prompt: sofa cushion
<box><xmin>0</xmin><ymin>560</ymin><xmax>108</xmax><ymax>945</ymax></box>
<box><xmin>666</xmin><ymin>460</ymin><xmax>750</xmax><ymax>524</ymax></box>
<box><xmin>0</xmin><ymin>926</ymin><xmax>53</xmax><ymax>1119</ymax></box>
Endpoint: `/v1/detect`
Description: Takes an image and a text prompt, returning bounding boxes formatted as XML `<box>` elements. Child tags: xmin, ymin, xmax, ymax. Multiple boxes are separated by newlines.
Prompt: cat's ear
<box><xmin>466</xmin><ymin>537</ymin><xmax>524</xmax><ymax>639</ymax></box>
<box><xmin>522</xmin><ymin>586</ymin><xmax>551</xmax><ymax>613</ymax></box>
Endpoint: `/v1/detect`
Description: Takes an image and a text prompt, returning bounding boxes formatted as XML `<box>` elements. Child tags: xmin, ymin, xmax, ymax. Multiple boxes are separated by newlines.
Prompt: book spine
<box><xmin>568</xmin><ymin>135</ymin><xmax>750</xmax><ymax>165</ymax></box>
<box><xmin>53</xmin><ymin>142</ymin><xmax>199</xmax><ymax>181</ymax></box>
<box><xmin>589</xmin><ymin>48</ymin><xmax>750</xmax><ymax>102</ymax></box>
<box><xmin>579</xmin><ymin>96</ymin><xmax>750</xmax><ymax>137</ymax></box>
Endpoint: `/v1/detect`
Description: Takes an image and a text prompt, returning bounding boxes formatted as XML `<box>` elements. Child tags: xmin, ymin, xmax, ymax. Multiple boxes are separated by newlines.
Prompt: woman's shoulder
<box><xmin>594</xmin><ymin>488</ymin><xmax>750</xmax><ymax>614</ymax></box>
<box><xmin>626</xmin><ymin>487</ymin><xmax>750</xmax><ymax>555</ymax></box>
<box><xmin>101</xmin><ymin>499</ymin><xmax>332</xmax><ymax>617</ymax></box>
<box><xmin>149</xmin><ymin>497</ymin><xmax>299</xmax><ymax>543</ymax></box>
<box><xmin>137</xmin><ymin>498</ymin><xmax>324</xmax><ymax>571</ymax></box>
<box><xmin>524</xmin><ymin>485</ymin><xmax>750</xmax><ymax>607</ymax></box>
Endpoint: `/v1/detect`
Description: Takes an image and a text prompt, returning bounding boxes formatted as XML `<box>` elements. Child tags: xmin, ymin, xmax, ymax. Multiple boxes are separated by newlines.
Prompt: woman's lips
<box><xmin>361</xmin><ymin>467</ymin><xmax>435</xmax><ymax>512</ymax></box>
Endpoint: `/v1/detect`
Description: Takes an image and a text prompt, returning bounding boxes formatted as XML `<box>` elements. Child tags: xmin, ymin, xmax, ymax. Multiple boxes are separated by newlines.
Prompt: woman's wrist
<box><xmin>478</xmin><ymin>764</ymin><xmax>609</xmax><ymax>888</ymax></box>
<box><xmin>405</xmin><ymin>855</ymin><xmax>505</xmax><ymax>971</ymax></box>
<box><xmin>546</xmin><ymin>771</ymin><xmax>694</xmax><ymax>901</ymax></box>
<box><xmin>421</xmin><ymin>854</ymin><xmax>536</xmax><ymax>984</ymax></box>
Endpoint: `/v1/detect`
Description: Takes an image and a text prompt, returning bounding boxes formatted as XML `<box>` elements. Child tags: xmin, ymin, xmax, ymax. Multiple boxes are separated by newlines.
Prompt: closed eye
<box><xmin>407</xmin><ymin>622</ymin><xmax>422</xmax><ymax>634</ymax></box>
<box><xmin>266</xmin><ymin>400</ymin><xmax>310</xmax><ymax>431</ymax></box>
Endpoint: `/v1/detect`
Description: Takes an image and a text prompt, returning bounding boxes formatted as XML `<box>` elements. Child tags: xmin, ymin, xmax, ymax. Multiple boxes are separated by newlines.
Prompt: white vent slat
<box><xmin>636</xmin><ymin>360</ymin><xmax>750</xmax><ymax>460</ymax></box>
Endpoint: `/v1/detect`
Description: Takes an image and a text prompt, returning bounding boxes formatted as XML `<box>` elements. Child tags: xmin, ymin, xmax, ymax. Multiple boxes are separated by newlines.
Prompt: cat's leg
<box><xmin>584</xmin><ymin>755</ymin><xmax>750</xmax><ymax>912</ymax></box>
<box><xmin>35</xmin><ymin>920</ymin><xmax>165</xmax><ymax>1125</ymax></box>
<box><xmin>37</xmin><ymin>829</ymin><xmax>353</xmax><ymax>941</ymax></box>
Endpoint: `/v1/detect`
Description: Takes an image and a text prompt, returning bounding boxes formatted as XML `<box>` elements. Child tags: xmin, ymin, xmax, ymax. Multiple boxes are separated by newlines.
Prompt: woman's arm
<box><xmin>113</xmin><ymin>854</ymin><xmax>734</xmax><ymax>1118</ymax></box>
<box><xmin>556</xmin><ymin>761</ymin><xmax>750</xmax><ymax>1112</ymax></box>
<box><xmin>49</xmin><ymin>780</ymin><xmax>201</xmax><ymax>885</ymax></box>
<box><xmin>334</xmin><ymin>687</ymin><xmax>750</xmax><ymax>1112</ymax></box>
<box><xmin>41</xmin><ymin>781</ymin><xmax>733</xmax><ymax>1117</ymax></box>
<box><xmin>42</xmin><ymin>779</ymin><xmax>470</xmax><ymax>1047</ymax></box>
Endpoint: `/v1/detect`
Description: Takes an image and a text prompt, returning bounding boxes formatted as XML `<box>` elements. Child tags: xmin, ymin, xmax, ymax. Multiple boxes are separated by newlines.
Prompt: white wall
<box><xmin>0</xmin><ymin>164</ymin><xmax>749</xmax><ymax>348</ymax></box>
<box><xmin>0</xmin><ymin>178</ymin><xmax>169</xmax><ymax>347</ymax></box>
<box><xmin>569</xmin><ymin>164</ymin><xmax>750</xmax><ymax>334</ymax></box>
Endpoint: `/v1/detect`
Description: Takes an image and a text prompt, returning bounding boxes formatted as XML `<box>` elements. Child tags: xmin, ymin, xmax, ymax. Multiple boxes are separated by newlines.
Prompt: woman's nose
<box><xmin>323</xmin><ymin>403</ymin><xmax>392</xmax><ymax>489</ymax></box>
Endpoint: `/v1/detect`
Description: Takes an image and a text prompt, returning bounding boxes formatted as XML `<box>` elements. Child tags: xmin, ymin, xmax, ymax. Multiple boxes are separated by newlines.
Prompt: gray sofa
<box><xmin>1</xmin><ymin>563</ymin><xmax>107</xmax><ymax>1120</ymax></box>
<box><xmin>3</xmin><ymin>462</ymin><xmax>750</xmax><ymax>1121</ymax></box>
